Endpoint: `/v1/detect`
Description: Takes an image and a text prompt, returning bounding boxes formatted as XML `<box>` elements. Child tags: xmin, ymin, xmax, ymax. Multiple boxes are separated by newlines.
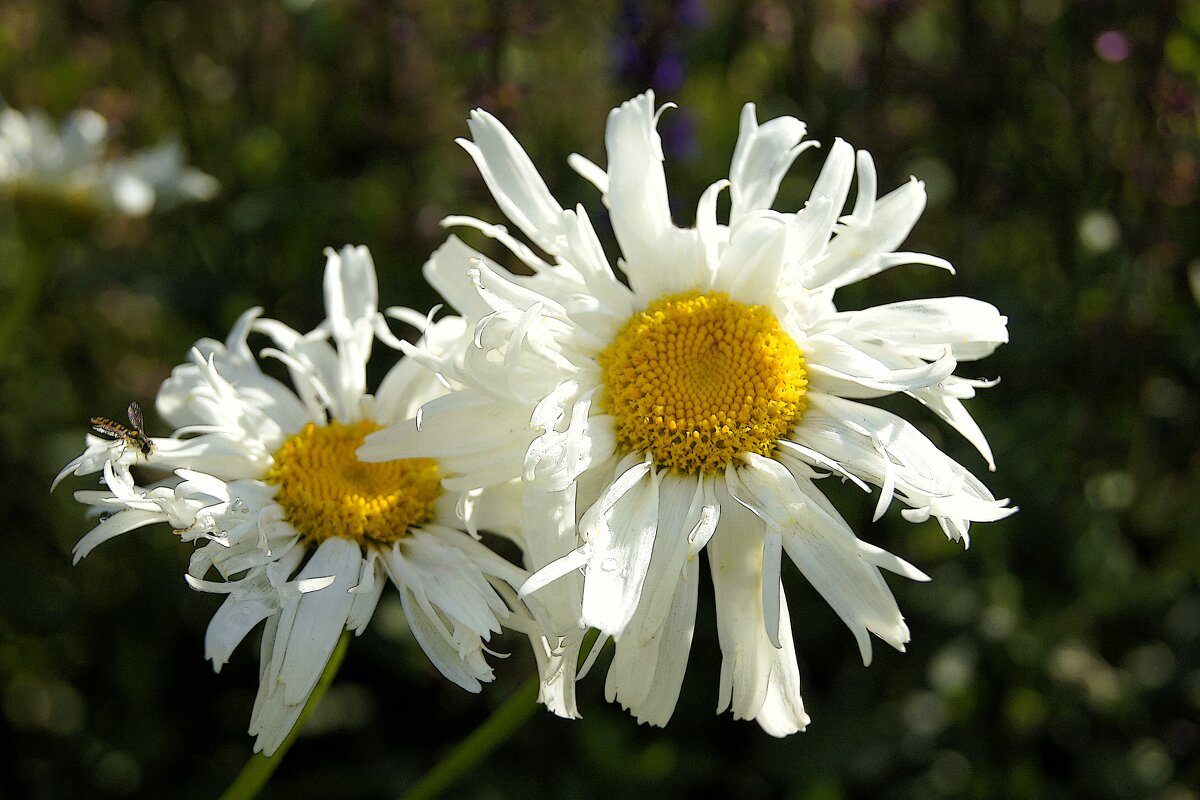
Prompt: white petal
<box><xmin>858</xmin><ymin>539</ymin><xmax>931</xmax><ymax>582</ymax></box>
<box><xmin>578</xmin><ymin>460</ymin><xmax>659</xmax><ymax>638</ymax></box>
<box><xmin>277</xmin><ymin>537</ymin><xmax>360</xmax><ymax>705</ymax></box>
<box><xmin>604</xmin><ymin>555</ymin><xmax>699</xmax><ymax>726</ymax></box>
<box><xmin>794</xmin><ymin>393</ymin><xmax>1014</xmax><ymax>529</ymax></box>
<box><xmin>695</xmin><ymin>179</ymin><xmax>730</xmax><ymax>285</ymax></box>
<box><xmin>625</xmin><ymin>472</ymin><xmax>702</xmax><ymax>641</ymax></box>
<box><xmin>714</xmin><ymin>212</ymin><xmax>791</xmax><ymax>301</ymax></box>
<box><xmin>324</xmin><ymin>245</ymin><xmax>378</xmax><ymax>338</ymax></box>
<box><xmin>519</xmin><ymin>487</ymin><xmax>584</xmax><ymax>633</ymax></box>
<box><xmin>465</xmin><ymin>256</ymin><xmax>567</xmax><ymax>317</ymax></box>
<box><xmin>774</xmin><ymin>439</ymin><xmax>871</xmax><ymax>492</ymax></box>
<box><xmin>910</xmin><ymin>381</ymin><xmax>998</xmax><ymax>470</ymax></box>
<box><xmin>442</xmin><ymin>214</ymin><xmax>554</xmax><ymax>275</ymax></box>
<box><xmin>804</xmin><ymin>334</ymin><xmax>958</xmax><ymax>398</ymax></box>
<box><xmin>560</xmin><ymin>205</ymin><xmax>632</xmax><ymax>309</ymax></box>
<box><xmin>527</xmin><ymin>632</ymin><xmax>582</xmax><ymax>719</ymax></box>
<box><xmin>709</xmin><ymin>494</ymin><xmax>768</xmax><ymax>715</ymax></box>
<box><xmin>249</xmin><ymin>617</ymin><xmax>300</xmax><ymax>755</ymax></box>
<box><xmin>422</xmin><ymin>521</ymin><xmax>530</xmax><ymax>591</ymax></box>
<box><xmin>718</xmin><ymin>201</ymin><xmax>834</xmax><ymax>303</ymax></box>
<box><xmin>524</xmin><ymin>393</ymin><xmax>616</xmax><ymax>492</ymax></box>
<box><xmin>685</xmin><ymin>475</ymin><xmax>722</xmax><ymax>557</ymax></box>
<box><xmin>447</xmin><ymin>483</ymin><xmax>521</xmax><ymax>546</ymax></box>
<box><xmin>396</xmin><ymin>531</ymin><xmax>508</xmax><ymax>636</ymax></box>
<box><xmin>144</xmin><ymin>434</ymin><xmax>272</xmax><ymax>481</ymax></box>
<box><xmin>828</xmin><ymin>297</ymin><xmax>1009</xmax><ymax>361</ymax></box>
<box><xmin>568</xmin><ymin>151</ymin><xmax>609</xmax><ymax>193</ymax></box>
<box><xmin>603</xmin><ymin>92</ymin><xmax>679</xmax><ymax>296</ymax></box>
<box><xmin>346</xmin><ymin>552</ymin><xmax>386</xmax><ymax>634</ymax></box>
<box><xmin>259</xmin><ymin>333</ymin><xmax>345</xmax><ymax>422</ymax></box>
<box><xmin>460</xmin><ymin>108</ymin><xmax>569</xmax><ymax>256</ymax></box>
<box><xmin>729</xmin><ymin>102</ymin><xmax>812</xmax><ymax>222</ymax></box>
<box><xmin>520</xmin><ymin>545</ymin><xmax>590</xmax><ymax>599</ymax></box>
<box><xmin>360</xmin><ymin>390</ymin><xmax>531</xmax><ymax>461</ymax></box>
<box><xmin>760</xmin><ymin>529</ymin><xmax>784</xmax><ymax>649</ymax></box>
<box><xmin>321</xmin><ymin>244</ymin><xmax>377</xmax><ymax>418</ymax></box>
<box><xmin>373</xmin><ymin>353</ymin><xmax>450</xmax><ymax>428</ymax></box>
<box><xmin>158</xmin><ymin>358</ymin><xmax>301</xmax><ymax>450</ymax></box>
<box><xmin>810</xmin><ymin>177</ymin><xmax>931</xmax><ymax>290</ymax></box>
<box><xmin>804</xmin><ymin>137</ymin><xmax>856</xmax><ymax>234</ymax></box>
<box><xmin>381</xmin><ymin>543</ymin><xmax>494</xmax><ymax>692</ymax></box>
<box><xmin>848</xmin><ymin>149</ymin><xmax>877</xmax><ymax>224</ymax></box>
<box><xmin>731</xmin><ymin>454</ymin><xmax>914</xmax><ymax>664</ymax></box>
<box><xmin>707</xmin><ymin>493</ymin><xmax>808</xmax><ymax>733</ymax></box>
<box><xmin>752</xmin><ymin>594</ymin><xmax>808</xmax><ymax>737</ymax></box>
<box><xmin>205</xmin><ymin>587</ymin><xmax>276</xmax><ymax>672</ymax></box>
<box><xmin>71</xmin><ymin>508</ymin><xmax>165</xmax><ymax>563</ymax></box>
<box><xmin>422</xmin><ymin>236</ymin><xmax>500</xmax><ymax>321</ymax></box>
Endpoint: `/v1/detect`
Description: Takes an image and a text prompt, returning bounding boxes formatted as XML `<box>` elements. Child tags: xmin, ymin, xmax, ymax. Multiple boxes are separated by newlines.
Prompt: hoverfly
<box><xmin>90</xmin><ymin>401</ymin><xmax>155</xmax><ymax>457</ymax></box>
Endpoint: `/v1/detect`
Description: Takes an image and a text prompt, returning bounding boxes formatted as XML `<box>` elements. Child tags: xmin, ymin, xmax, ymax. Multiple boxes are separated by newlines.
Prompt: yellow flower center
<box><xmin>265</xmin><ymin>420</ymin><xmax>441</xmax><ymax>546</ymax></box>
<box><xmin>599</xmin><ymin>291</ymin><xmax>808</xmax><ymax>474</ymax></box>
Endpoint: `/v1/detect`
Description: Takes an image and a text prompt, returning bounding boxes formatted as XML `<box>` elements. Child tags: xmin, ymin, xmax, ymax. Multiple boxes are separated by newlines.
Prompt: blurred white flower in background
<box><xmin>0</xmin><ymin>103</ymin><xmax>217</xmax><ymax>216</ymax></box>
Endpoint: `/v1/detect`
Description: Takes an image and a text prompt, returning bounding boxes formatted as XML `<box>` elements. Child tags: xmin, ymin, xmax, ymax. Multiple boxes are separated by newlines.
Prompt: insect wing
<box><xmin>127</xmin><ymin>401</ymin><xmax>146</xmax><ymax>435</ymax></box>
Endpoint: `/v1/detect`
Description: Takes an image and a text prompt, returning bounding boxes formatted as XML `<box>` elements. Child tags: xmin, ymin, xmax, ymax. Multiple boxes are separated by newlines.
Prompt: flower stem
<box><xmin>218</xmin><ymin>629</ymin><xmax>352</xmax><ymax>800</ymax></box>
<box><xmin>399</xmin><ymin>675</ymin><xmax>540</xmax><ymax>800</ymax></box>
<box><xmin>0</xmin><ymin>242</ymin><xmax>46</xmax><ymax>369</ymax></box>
<box><xmin>0</xmin><ymin>219</ymin><xmax>51</xmax><ymax>371</ymax></box>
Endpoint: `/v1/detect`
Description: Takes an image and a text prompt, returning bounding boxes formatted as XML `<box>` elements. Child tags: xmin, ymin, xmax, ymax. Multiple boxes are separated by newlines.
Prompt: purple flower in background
<box><xmin>1095</xmin><ymin>30</ymin><xmax>1131</xmax><ymax>63</ymax></box>
<box><xmin>610</xmin><ymin>0</ymin><xmax>709</xmax><ymax>159</ymax></box>
<box><xmin>660</xmin><ymin>106</ymin><xmax>698</xmax><ymax>161</ymax></box>
<box><xmin>676</xmin><ymin>0</ymin><xmax>708</xmax><ymax>28</ymax></box>
<box><xmin>652</xmin><ymin>53</ymin><xmax>686</xmax><ymax>93</ymax></box>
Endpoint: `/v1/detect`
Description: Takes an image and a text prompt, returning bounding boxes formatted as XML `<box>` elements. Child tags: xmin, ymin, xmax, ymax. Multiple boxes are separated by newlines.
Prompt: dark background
<box><xmin>2</xmin><ymin>1</ymin><xmax>1198</xmax><ymax>798</ymax></box>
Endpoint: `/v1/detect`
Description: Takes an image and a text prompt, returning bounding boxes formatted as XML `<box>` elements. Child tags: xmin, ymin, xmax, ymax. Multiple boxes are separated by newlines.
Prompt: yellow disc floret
<box><xmin>265</xmin><ymin>420</ymin><xmax>441</xmax><ymax>546</ymax></box>
<box><xmin>599</xmin><ymin>291</ymin><xmax>807</xmax><ymax>474</ymax></box>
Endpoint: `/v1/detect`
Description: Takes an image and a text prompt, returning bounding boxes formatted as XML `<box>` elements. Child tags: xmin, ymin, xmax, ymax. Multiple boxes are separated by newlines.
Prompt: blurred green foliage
<box><xmin>2</xmin><ymin>1</ymin><xmax>1198</xmax><ymax>798</ymax></box>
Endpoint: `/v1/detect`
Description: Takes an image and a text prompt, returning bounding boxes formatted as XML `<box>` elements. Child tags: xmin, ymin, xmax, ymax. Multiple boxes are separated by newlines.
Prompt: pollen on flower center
<box><xmin>265</xmin><ymin>420</ymin><xmax>441</xmax><ymax>547</ymax></box>
<box><xmin>598</xmin><ymin>291</ymin><xmax>808</xmax><ymax>474</ymax></box>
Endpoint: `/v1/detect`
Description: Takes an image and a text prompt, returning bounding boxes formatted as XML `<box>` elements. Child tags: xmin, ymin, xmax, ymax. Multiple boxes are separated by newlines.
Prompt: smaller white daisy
<box><xmin>55</xmin><ymin>245</ymin><xmax>538</xmax><ymax>755</ymax></box>
<box><xmin>0</xmin><ymin>103</ymin><xmax>217</xmax><ymax>216</ymax></box>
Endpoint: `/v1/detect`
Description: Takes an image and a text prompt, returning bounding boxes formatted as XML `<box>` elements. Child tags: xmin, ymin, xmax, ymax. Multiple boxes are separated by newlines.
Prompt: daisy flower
<box><xmin>0</xmin><ymin>103</ymin><xmax>217</xmax><ymax>216</ymax></box>
<box><xmin>360</xmin><ymin>93</ymin><xmax>1015</xmax><ymax>734</ymax></box>
<box><xmin>55</xmin><ymin>245</ymin><xmax>540</xmax><ymax>754</ymax></box>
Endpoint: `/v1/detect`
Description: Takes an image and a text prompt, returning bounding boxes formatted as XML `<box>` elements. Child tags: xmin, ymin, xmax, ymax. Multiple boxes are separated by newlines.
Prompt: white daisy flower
<box><xmin>0</xmin><ymin>103</ymin><xmax>217</xmax><ymax>216</ymax></box>
<box><xmin>360</xmin><ymin>93</ymin><xmax>1016</xmax><ymax>734</ymax></box>
<box><xmin>55</xmin><ymin>245</ymin><xmax>538</xmax><ymax>755</ymax></box>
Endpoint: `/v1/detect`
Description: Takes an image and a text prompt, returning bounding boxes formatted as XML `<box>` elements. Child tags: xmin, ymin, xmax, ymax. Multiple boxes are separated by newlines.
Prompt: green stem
<box><xmin>0</xmin><ymin>221</ymin><xmax>52</xmax><ymax>371</ymax></box>
<box><xmin>219</xmin><ymin>630</ymin><xmax>352</xmax><ymax>800</ymax></box>
<box><xmin>1</xmin><ymin>191</ymin><xmax>93</xmax><ymax>371</ymax></box>
<box><xmin>399</xmin><ymin>675</ymin><xmax>540</xmax><ymax>800</ymax></box>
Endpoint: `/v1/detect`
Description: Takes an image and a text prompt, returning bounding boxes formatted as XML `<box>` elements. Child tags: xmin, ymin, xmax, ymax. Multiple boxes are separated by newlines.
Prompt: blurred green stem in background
<box><xmin>0</xmin><ymin>235</ymin><xmax>48</xmax><ymax>370</ymax></box>
<box><xmin>398</xmin><ymin>675</ymin><xmax>540</xmax><ymax>800</ymax></box>
<box><xmin>219</xmin><ymin>630</ymin><xmax>352</xmax><ymax>800</ymax></box>
<box><xmin>0</xmin><ymin>190</ymin><xmax>96</xmax><ymax>370</ymax></box>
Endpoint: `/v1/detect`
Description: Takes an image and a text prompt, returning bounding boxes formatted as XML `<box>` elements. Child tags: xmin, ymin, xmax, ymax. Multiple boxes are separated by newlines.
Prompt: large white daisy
<box><xmin>361</xmin><ymin>93</ymin><xmax>1015</xmax><ymax>734</ymax></box>
<box><xmin>55</xmin><ymin>245</ymin><xmax>540</xmax><ymax>754</ymax></box>
<box><xmin>0</xmin><ymin>103</ymin><xmax>217</xmax><ymax>216</ymax></box>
